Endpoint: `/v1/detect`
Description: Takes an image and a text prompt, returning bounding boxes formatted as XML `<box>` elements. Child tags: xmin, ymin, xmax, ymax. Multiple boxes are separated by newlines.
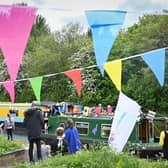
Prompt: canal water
<box><xmin>0</xmin><ymin>129</ymin><xmax>28</xmax><ymax>141</ymax></box>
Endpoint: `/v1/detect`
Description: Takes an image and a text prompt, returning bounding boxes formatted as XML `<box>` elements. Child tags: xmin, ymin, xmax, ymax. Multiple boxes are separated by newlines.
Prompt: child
<box><xmin>50</xmin><ymin>127</ymin><xmax>69</xmax><ymax>156</ymax></box>
<box><xmin>4</xmin><ymin>114</ymin><xmax>15</xmax><ymax>140</ymax></box>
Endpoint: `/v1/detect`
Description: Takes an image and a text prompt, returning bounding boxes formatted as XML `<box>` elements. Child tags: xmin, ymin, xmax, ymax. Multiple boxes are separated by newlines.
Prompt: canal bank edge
<box><xmin>0</xmin><ymin>148</ymin><xmax>26</xmax><ymax>167</ymax></box>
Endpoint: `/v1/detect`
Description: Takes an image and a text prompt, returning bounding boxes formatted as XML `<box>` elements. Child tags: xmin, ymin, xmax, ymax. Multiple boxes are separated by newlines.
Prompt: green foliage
<box><xmin>16</xmin><ymin>148</ymin><xmax>168</xmax><ymax>168</ymax></box>
<box><xmin>1</xmin><ymin>12</ymin><xmax>168</xmax><ymax>115</ymax></box>
<box><xmin>108</xmin><ymin>12</ymin><xmax>168</xmax><ymax>114</ymax></box>
<box><xmin>0</xmin><ymin>137</ymin><xmax>21</xmax><ymax>155</ymax></box>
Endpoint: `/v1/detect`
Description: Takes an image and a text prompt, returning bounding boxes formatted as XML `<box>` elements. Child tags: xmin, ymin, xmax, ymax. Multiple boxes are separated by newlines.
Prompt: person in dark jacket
<box><xmin>65</xmin><ymin>119</ymin><xmax>81</xmax><ymax>154</ymax></box>
<box><xmin>24</xmin><ymin>101</ymin><xmax>44</xmax><ymax>162</ymax></box>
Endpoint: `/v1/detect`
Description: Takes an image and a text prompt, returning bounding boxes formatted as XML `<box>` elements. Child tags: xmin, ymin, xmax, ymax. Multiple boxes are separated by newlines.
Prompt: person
<box><xmin>43</xmin><ymin>112</ymin><xmax>49</xmax><ymax>134</ymax></box>
<box><xmin>52</xmin><ymin>105</ymin><xmax>60</xmax><ymax>115</ymax></box>
<box><xmin>159</xmin><ymin>122</ymin><xmax>168</xmax><ymax>159</ymax></box>
<box><xmin>24</xmin><ymin>101</ymin><xmax>44</xmax><ymax>162</ymax></box>
<box><xmin>4</xmin><ymin>113</ymin><xmax>15</xmax><ymax>140</ymax></box>
<box><xmin>95</xmin><ymin>104</ymin><xmax>103</xmax><ymax>115</ymax></box>
<box><xmin>107</xmin><ymin>104</ymin><xmax>112</xmax><ymax>114</ymax></box>
<box><xmin>65</xmin><ymin>119</ymin><xmax>81</xmax><ymax>154</ymax></box>
<box><xmin>0</xmin><ymin>122</ymin><xmax>4</xmax><ymax>134</ymax></box>
<box><xmin>34</xmin><ymin>140</ymin><xmax>50</xmax><ymax>161</ymax></box>
<box><xmin>50</xmin><ymin>127</ymin><xmax>69</xmax><ymax>156</ymax></box>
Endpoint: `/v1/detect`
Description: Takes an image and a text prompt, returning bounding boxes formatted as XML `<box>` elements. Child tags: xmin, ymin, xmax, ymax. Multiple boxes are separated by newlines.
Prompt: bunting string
<box><xmin>0</xmin><ymin>5</ymin><xmax>167</xmax><ymax>102</ymax></box>
<box><xmin>0</xmin><ymin>46</ymin><xmax>167</xmax><ymax>84</ymax></box>
<box><xmin>121</xmin><ymin>47</ymin><xmax>168</xmax><ymax>61</ymax></box>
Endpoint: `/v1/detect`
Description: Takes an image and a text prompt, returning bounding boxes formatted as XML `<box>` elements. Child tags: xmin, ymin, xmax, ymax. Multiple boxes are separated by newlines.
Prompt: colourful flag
<box><xmin>108</xmin><ymin>92</ymin><xmax>140</xmax><ymax>152</ymax></box>
<box><xmin>141</xmin><ymin>48</ymin><xmax>165</xmax><ymax>86</ymax></box>
<box><xmin>85</xmin><ymin>10</ymin><xmax>126</xmax><ymax>75</ymax></box>
<box><xmin>0</xmin><ymin>5</ymin><xmax>37</xmax><ymax>81</ymax></box>
<box><xmin>29</xmin><ymin>76</ymin><xmax>43</xmax><ymax>102</ymax></box>
<box><xmin>2</xmin><ymin>81</ymin><xmax>15</xmax><ymax>103</ymax></box>
<box><xmin>104</xmin><ymin>60</ymin><xmax>122</xmax><ymax>91</ymax></box>
<box><xmin>146</xmin><ymin>110</ymin><xmax>156</xmax><ymax>121</ymax></box>
<box><xmin>64</xmin><ymin>69</ymin><xmax>82</xmax><ymax>96</ymax></box>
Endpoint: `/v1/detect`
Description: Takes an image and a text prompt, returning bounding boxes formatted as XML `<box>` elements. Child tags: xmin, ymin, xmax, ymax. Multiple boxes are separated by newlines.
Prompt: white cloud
<box><xmin>0</xmin><ymin>0</ymin><xmax>168</xmax><ymax>31</ymax></box>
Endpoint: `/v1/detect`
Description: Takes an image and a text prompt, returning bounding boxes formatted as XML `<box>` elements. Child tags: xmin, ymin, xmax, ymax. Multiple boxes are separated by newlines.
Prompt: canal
<box><xmin>0</xmin><ymin>128</ymin><xmax>28</xmax><ymax>141</ymax></box>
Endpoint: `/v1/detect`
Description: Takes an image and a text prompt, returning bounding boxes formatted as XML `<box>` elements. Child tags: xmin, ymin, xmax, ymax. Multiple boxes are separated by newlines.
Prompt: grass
<box><xmin>15</xmin><ymin>148</ymin><xmax>168</xmax><ymax>168</ymax></box>
<box><xmin>0</xmin><ymin>136</ymin><xmax>24</xmax><ymax>155</ymax></box>
<box><xmin>1</xmin><ymin>137</ymin><xmax>168</xmax><ymax>168</ymax></box>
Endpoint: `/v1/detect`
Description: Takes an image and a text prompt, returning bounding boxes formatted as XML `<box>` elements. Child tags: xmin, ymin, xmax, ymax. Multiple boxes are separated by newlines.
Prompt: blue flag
<box><xmin>141</xmin><ymin>48</ymin><xmax>166</xmax><ymax>86</ymax></box>
<box><xmin>85</xmin><ymin>10</ymin><xmax>126</xmax><ymax>75</ymax></box>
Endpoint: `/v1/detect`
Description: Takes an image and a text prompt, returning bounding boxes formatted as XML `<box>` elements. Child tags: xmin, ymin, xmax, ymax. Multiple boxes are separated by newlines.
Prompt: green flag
<box><xmin>29</xmin><ymin>76</ymin><xmax>43</xmax><ymax>102</ymax></box>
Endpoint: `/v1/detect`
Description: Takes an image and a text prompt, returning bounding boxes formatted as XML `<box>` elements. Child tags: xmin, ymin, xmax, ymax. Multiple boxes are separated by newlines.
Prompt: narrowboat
<box><xmin>47</xmin><ymin>114</ymin><xmax>165</xmax><ymax>142</ymax></box>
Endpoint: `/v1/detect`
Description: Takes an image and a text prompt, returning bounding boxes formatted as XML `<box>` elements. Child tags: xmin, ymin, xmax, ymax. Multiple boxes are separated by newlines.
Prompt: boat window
<box><xmin>9</xmin><ymin>109</ymin><xmax>18</xmax><ymax>117</ymax></box>
<box><xmin>75</xmin><ymin>122</ymin><xmax>89</xmax><ymax>135</ymax></box>
<box><xmin>101</xmin><ymin>124</ymin><xmax>111</xmax><ymax>138</ymax></box>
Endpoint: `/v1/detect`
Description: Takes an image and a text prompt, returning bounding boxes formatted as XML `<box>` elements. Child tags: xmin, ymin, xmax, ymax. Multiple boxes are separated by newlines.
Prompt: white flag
<box><xmin>108</xmin><ymin>92</ymin><xmax>140</xmax><ymax>152</ymax></box>
<box><xmin>146</xmin><ymin>110</ymin><xmax>156</xmax><ymax>121</ymax></box>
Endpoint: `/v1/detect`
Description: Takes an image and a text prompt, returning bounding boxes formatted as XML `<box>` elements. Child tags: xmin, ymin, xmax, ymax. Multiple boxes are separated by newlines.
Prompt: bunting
<box><xmin>104</xmin><ymin>60</ymin><xmax>122</xmax><ymax>91</ymax></box>
<box><xmin>0</xmin><ymin>5</ymin><xmax>166</xmax><ymax>103</ymax></box>
<box><xmin>0</xmin><ymin>5</ymin><xmax>37</xmax><ymax>81</ymax></box>
<box><xmin>108</xmin><ymin>92</ymin><xmax>140</xmax><ymax>152</ymax></box>
<box><xmin>64</xmin><ymin>69</ymin><xmax>82</xmax><ymax>96</ymax></box>
<box><xmin>29</xmin><ymin>76</ymin><xmax>43</xmax><ymax>102</ymax></box>
<box><xmin>141</xmin><ymin>48</ymin><xmax>165</xmax><ymax>86</ymax></box>
<box><xmin>85</xmin><ymin>10</ymin><xmax>126</xmax><ymax>75</ymax></box>
<box><xmin>2</xmin><ymin>81</ymin><xmax>15</xmax><ymax>103</ymax></box>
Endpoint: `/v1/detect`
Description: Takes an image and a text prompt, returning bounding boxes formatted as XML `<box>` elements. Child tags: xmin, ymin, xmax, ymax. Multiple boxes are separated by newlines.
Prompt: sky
<box><xmin>0</xmin><ymin>0</ymin><xmax>168</xmax><ymax>32</ymax></box>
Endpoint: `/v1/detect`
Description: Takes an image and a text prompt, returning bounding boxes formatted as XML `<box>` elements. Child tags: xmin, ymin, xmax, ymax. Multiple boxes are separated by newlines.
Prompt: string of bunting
<box><xmin>0</xmin><ymin>4</ymin><xmax>167</xmax><ymax>154</ymax></box>
<box><xmin>0</xmin><ymin>46</ymin><xmax>167</xmax><ymax>102</ymax></box>
<box><xmin>0</xmin><ymin>5</ymin><xmax>167</xmax><ymax>103</ymax></box>
<box><xmin>0</xmin><ymin>46</ymin><xmax>167</xmax><ymax>84</ymax></box>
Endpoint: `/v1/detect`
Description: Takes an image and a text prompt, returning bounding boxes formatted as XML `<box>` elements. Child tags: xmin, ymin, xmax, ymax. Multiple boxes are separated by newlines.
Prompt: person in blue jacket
<box><xmin>65</xmin><ymin>119</ymin><xmax>81</xmax><ymax>153</ymax></box>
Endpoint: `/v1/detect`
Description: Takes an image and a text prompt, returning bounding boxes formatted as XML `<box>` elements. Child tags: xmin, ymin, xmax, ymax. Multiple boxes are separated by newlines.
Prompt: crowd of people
<box><xmin>24</xmin><ymin>102</ymin><xmax>81</xmax><ymax>162</ymax></box>
<box><xmin>3</xmin><ymin>101</ymin><xmax>168</xmax><ymax>162</ymax></box>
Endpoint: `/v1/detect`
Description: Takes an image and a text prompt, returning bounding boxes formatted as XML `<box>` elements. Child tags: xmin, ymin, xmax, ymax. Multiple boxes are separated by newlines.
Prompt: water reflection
<box><xmin>0</xmin><ymin>130</ymin><xmax>28</xmax><ymax>141</ymax></box>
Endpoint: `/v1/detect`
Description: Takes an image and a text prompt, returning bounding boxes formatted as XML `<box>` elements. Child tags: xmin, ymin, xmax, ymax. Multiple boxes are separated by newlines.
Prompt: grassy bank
<box><xmin>16</xmin><ymin>148</ymin><xmax>168</xmax><ymax>168</ymax></box>
<box><xmin>1</xmin><ymin>137</ymin><xmax>168</xmax><ymax>168</ymax></box>
<box><xmin>0</xmin><ymin>136</ymin><xmax>23</xmax><ymax>155</ymax></box>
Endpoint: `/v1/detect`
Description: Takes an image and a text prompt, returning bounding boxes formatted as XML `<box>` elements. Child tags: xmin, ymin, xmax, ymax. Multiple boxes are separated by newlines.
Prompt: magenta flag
<box><xmin>0</xmin><ymin>5</ymin><xmax>37</xmax><ymax>81</ymax></box>
<box><xmin>2</xmin><ymin>81</ymin><xmax>15</xmax><ymax>103</ymax></box>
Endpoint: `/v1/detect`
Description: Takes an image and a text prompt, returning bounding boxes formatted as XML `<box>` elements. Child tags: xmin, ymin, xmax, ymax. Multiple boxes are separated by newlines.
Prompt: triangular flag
<box><xmin>64</xmin><ymin>69</ymin><xmax>82</xmax><ymax>96</ymax></box>
<box><xmin>2</xmin><ymin>81</ymin><xmax>15</xmax><ymax>103</ymax></box>
<box><xmin>29</xmin><ymin>76</ymin><xmax>43</xmax><ymax>102</ymax></box>
<box><xmin>0</xmin><ymin>5</ymin><xmax>37</xmax><ymax>81</ymax></box>
<box><xmin>85</xmin><ymin>10</ymin><xmax>126</xmax><ymax>75</ymax></box>
<box><xmin>108</xmin><ymin>92</ymin><xmax>140</xmax><ymax>152</ymax></box>
<box><xmin>104</xmin><ymin>60</ymin><xmax>122</xmax><ymax>91</ymax></box>
<box><xmin>141</xmin><ymin>48</ymin><xmax>165</xmax><ymax>86</ymax></box>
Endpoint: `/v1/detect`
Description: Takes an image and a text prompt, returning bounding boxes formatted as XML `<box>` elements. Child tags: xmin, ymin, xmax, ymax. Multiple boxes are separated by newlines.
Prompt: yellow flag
<box><xmin>104</xmin><ymin>60</ymin><xmax>122</xmax><ymax>91</ymax></box>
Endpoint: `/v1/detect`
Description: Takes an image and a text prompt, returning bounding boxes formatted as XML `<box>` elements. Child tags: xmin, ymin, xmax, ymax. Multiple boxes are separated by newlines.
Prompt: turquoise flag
<box><xmin>141</xmin><ymin>48</ymin><xmax>166</xmax><ymax>86</ymax></box>
<box><xmin>29</xmin><ymin>76</ymin><xmax>43</xmax><ymax>102</ymax></box>
<box><xmin>85</xmin><ymin>10</ymin><xmax>126</xmax><ymax>75</ymax></box>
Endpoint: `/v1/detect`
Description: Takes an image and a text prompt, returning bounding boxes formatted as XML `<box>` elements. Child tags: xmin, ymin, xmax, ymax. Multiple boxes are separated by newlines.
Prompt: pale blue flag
<box><xmin>141</xmin><ymin>48</ymin><xmax>165</xmax><ymax>86</ymax></box>
<box><xmin>85</xmin><ymin>10</ymin><xmax>126</xmax><ymax>75</ymax></box>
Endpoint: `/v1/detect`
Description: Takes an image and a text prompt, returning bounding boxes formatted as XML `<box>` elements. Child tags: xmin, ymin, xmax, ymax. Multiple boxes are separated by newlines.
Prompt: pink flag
<box><xmin>64</xmin><ymin>69</ymin><xmax>82</xmax><ymax>96</ymax></box>
<box><xmin>2</xmin><ymin>81</ymin><xmax>15</xmax><ymax>103</ymax></box>
<box><xmin>0</xmin><ymin>5</ymin><xmax>37</xmax><ymax>81</ymax></box>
